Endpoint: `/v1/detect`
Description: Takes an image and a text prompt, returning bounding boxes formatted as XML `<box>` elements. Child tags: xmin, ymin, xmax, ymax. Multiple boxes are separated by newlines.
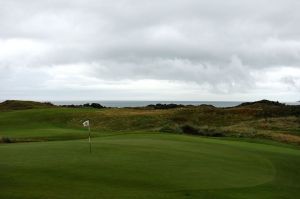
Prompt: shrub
<box><xmin>205</xmin><ymin>131</ymin><xmax>225</xmax><ymax>137</ymax></box>
<box><xmin>181</xmin><ymin>124</ymin><xmax>225</xmax><ymax>137</ymax></box>
<box><xmin>90</xmin><ymin>103</ymin><xmax>105</xmax><ymax>109</ymax></box>
<box><xmin>61</xmin><ymin>103</ymin><xmax>105</xmax><ymax>109</ymax></box>
<box><xmin>181</xmin><ymin>124</ymin><xmax>199</xmax><ymax>135</ymax></box>
<box><xmin>147</xmin><ymin>103</ymin><xmax>185</xmax><ymax>109</ymax></box>
<box><xmin>1</xmin><ymin>137</ymin><xmax>14</xmax><ymax>143</ymax></box>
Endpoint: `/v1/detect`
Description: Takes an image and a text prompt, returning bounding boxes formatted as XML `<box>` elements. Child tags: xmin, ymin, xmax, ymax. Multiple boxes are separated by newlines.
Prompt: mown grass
<box><xmin>0</xmin><ymin>133</ymin><xmax>300</xmax><ymax>199</ymax></box>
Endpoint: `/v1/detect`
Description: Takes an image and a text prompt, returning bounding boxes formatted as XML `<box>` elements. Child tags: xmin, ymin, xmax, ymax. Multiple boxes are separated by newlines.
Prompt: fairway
<box><xmin>1</xmin><ymin>133</ymin><xmax>300</xmax><ymax>199</ymax></box>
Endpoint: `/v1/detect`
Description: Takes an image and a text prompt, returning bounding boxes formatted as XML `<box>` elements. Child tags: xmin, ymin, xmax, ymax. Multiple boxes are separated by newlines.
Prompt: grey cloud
<box><xmin>0</xmin><ymin>0</ymin><xmax>300</xmax><ymax>100</ymax></box>
<box><xmin>1</xmin><ymin>0</ymin><xmax>300</xmax><ymax>65</ymax></box>
<box><xmin>281</xmin><ymin>76</ymin><xmax>300</xmax><ymax>91</ymax></box>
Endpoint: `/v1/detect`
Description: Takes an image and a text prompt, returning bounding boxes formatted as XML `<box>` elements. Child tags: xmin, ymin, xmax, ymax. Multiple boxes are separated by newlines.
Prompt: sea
<box><xmin>0</xmin><ymin>100</ymin><xmax>298</xmax><ymax>108</ymax></box>
<box><xmin>49</xmin><ymin>101</ymin><xmax>293</xmax><ymax>108</ymax></box>
<box><xmin>52</xmin><ymin>101</ymin><xmax>243</xmax><ymax>108</ymax></box>
<box><xmin>52</xmin><ymin>100</ymin><xmax>300</xmax><ymax>108</ymax></box>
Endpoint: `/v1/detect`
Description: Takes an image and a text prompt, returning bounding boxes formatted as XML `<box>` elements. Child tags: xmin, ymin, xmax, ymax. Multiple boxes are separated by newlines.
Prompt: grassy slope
<box><xmin>0</xmin><ymin>108</ymin><xmax>89</xmax><ymax>141</ymax></box>
<box><xmin>0</xmin><ymin>100</ymin><xmax>54</xmax><ymax>111</ymax></box>
<box><xmin>0</xmin><ymin>107</ymin><xmax>170</xmax><ymax>141</ymax></box>
<box><xmin>0</xmin><ymin>105</ymin><xmax>299</xmax><ymax>144</ymax></box>
<box><xmin>0</xmin><ymin>134</ymin><xmax>300</xmax><ymax>199</ymax></box>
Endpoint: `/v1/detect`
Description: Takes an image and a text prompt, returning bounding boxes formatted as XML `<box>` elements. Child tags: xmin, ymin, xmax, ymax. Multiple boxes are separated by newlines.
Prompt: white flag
<box><xmin>83</xmin><ymin>120</ymin><xmax>90</xmax><ymax>127</ymax></box>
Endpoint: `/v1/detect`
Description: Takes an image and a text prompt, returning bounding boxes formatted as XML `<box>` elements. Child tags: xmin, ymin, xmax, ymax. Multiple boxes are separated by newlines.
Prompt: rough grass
<box><xmin>220</xmin><ymin>117</ymin><xmax>300</xmax><ymax>144</ymax></box>
<box><xmin>0</xmin><ymin>100</ymin><xmax>54</xmax><ymax>111</ymax></box>
<box><xmin>0</xmin><ymin>105</ymin><xmax>299</xmax><ymax>144</ymax></box>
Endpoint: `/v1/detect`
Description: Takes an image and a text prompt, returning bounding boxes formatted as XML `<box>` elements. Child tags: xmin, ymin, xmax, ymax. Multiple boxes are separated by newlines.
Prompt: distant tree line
<box><xmin>61</xmin><ymin>103</ymin><xmax>105</xmax><ymax>109</ymax></box>
<box><xmin>146</xmin><ymin>103</ymin><xmax>185</xmax><ymax>109</ymax></box>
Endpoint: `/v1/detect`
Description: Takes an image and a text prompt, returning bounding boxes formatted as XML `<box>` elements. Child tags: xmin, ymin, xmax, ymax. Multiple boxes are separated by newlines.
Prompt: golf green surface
<box><xmin>1</xmin><ymin>133</ymin><xmax>300</xmax><ymax>199</ymax></box>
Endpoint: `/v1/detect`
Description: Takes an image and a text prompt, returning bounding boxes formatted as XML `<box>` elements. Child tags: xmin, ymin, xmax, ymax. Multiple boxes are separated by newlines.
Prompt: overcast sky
<box><xmin>0</xmin><ymin>0</ymin><xmax>300</xmax><ymax>102</ymax></box>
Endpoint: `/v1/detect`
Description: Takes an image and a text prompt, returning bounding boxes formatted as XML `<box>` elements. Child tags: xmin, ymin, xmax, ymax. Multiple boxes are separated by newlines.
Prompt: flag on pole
<box><xmin>82</xmin><ymin>120</ymin><xmax>92</xmax><ymax>153</ymax></box>
<box><xmin>83</xmin><ymin>120</ymin><xmax>90</xmax><ymax>127</ymax></box>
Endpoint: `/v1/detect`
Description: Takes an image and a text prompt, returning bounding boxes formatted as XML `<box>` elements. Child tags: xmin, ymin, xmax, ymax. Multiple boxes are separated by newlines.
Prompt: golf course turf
<box><xmin>0</xmin><ymin>101</ymin><xmax>300</xmax><ymax>198</ymax></box>
<box><xmin>1</xmin><ymin>133</ymin><xmax>300</xmax><ymax>199</ymax></box>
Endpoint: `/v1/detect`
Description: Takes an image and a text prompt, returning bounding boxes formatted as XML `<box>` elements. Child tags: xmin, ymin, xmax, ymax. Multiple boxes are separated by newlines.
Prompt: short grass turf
<box><xmin>1</xmin><ymin>133</ymin><xmax>300</xmax><ymax>199</ymax></box>
<box><xmin>0</xmin><ymin>108</ymin><xmax>99</xmax><ymax>141</ymax></box>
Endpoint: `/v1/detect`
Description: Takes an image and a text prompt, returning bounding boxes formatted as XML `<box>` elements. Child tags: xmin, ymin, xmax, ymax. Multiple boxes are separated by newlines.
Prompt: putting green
<box><xmin>0</xmin><ymin>133</ymin><xmax>299</xmax><ymax>199</ymax></box>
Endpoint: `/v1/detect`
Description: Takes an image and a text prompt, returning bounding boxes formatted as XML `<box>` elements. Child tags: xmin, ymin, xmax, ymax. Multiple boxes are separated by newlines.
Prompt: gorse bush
<box><xmin>181</xmin><ymin>124</ymin><xmax>199</xmax><ymax>135</ymax></box>
<box><xmin>0</xmin><ymin>137</ymin><xmax>15</xmax><ymax>143</ymax></box>
<box><xmin>181</xmin><ymin>124</ymin><xmax>225</xmax><ymax>137</ymax></box>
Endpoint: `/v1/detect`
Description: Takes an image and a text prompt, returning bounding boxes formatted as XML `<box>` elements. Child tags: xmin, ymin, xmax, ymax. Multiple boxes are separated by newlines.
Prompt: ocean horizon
<box><xmin>52</xmin><ymin>101</ymin><xmax>243</xmax><ymax>108</ymax></box>
<box><xmin>50</xmin><ymin>100</ymin><xmax>300</xmax><ymax>108</ymax></box>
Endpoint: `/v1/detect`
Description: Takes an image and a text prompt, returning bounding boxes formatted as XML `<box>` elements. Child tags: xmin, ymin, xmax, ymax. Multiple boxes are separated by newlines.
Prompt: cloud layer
<box><xmin>0</xmin><ymin>0</ymin><xmax>300</xmax><ymax>101</ymax></box>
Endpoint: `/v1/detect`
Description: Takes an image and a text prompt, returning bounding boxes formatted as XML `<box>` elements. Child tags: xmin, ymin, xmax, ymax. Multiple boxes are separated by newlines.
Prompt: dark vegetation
<box><xmin>238</xmin><ymin>99</ymin><xmax>284</xmax><ymax>107</ymax></box>
<box><xmin>146</xmin><ymin>103</ymin><xmax>185</xmax><ymax>109</ymax></box>
<box><xmin>0</xmin><ymin>136</ymin><xmax>16</xmax><ymax>143</ymax></box>
<box><xmin>61</xmin><ymin>103</ymin><xmax>105</xmax><ymax>109</ymax></box>
<box><xmin>237</xmin><ymin>100</ymin><xmax>300</xmax><ymax>118</ymax></box>
<box><xmin>180</xmin><ymin>124</ymin><xmax>225</xmax><ymax>137</ymax></box>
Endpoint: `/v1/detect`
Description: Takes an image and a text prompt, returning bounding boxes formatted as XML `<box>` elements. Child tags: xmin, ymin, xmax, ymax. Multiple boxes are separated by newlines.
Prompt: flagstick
<box><xmin>88</xmin><ymin>122</ymin><xmax>91</xmax><ymax>153</ymax></box>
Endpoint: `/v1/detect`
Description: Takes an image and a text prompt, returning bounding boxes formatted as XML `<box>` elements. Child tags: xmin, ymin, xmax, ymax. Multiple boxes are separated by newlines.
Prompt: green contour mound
<box><xmin>0</xmin><ymin>134</ymin><xmax>299</xmax><ymax>199</ymax></box>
